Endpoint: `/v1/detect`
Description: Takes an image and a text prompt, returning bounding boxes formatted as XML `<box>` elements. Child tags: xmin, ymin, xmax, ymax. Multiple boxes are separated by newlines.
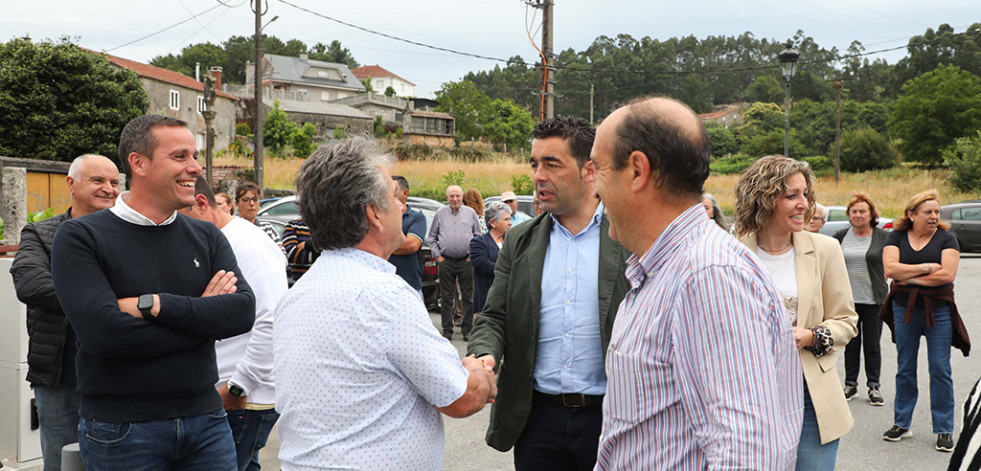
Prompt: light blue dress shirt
<box><xmin>533</xmin><ymin>203</ymin><xmax>606</xmax><ymax>396</ymax></box>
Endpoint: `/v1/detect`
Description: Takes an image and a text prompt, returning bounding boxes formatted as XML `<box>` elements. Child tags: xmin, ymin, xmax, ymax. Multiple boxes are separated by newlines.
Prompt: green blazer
<box><xmin>466</xmin><ymin>212</ymin><xmax>630</xmax><ymax>452</ymax></box>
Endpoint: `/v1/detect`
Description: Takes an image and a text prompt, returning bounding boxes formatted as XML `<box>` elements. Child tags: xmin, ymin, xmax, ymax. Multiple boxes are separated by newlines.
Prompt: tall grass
<box><xmin>213</xmin><ymin>154</ymin><xmax>981</xmax><ymax>217</ymax></box>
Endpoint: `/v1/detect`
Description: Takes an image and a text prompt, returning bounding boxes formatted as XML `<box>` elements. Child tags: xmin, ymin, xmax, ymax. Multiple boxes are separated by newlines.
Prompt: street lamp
<box><xmin>778</xmin><ymin>41</ymin><xmax>800</xmax><ymax>157</ymax></box>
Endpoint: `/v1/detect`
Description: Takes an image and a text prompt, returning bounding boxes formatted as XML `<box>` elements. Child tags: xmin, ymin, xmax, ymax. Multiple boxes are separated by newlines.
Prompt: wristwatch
<box><xmin>228</xmin><ymin>382</ymin><xmax>246</xmax><ymax>398</ymax></box>
<box><xmin>138</xmin><ymin>294</ymin><xmax>156</xmax><ymax>322</ymax></box>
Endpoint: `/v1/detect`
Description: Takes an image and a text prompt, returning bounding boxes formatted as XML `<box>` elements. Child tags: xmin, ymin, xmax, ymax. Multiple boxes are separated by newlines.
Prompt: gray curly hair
<box><xmin>296</xmin><ymin>137</ymin><xmax>394</xmax><ymax>250</ymax></box>
<box><xmin>484</xmin><ymin>202</ymin><xmax>512</xmax><ymax>229</ymax></box>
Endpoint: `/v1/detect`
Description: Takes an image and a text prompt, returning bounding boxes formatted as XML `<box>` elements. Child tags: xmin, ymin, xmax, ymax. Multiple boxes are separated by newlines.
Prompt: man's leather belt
<box><xmin>442</xmin><ymin>255</ymin><xmax>467</xmax><ymax>261</ymax></box>
<box><xmin>535</xmin><ymin>391</ymin><xmax>604</xmax><ymax>408</ymax></box>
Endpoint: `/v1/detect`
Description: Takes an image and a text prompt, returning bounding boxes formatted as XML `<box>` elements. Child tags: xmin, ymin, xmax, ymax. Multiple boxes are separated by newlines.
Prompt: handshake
<box><xmin>441</xmin><ymin>355</ymin><xmax>498</xmax><ymax>418</ymax></box>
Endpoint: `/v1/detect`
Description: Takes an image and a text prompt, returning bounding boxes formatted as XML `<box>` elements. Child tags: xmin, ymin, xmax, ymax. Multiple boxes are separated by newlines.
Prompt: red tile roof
<box><xmin>94</xmin><ymin>50</ymin><xmax>236</xmax><ymax>100</ymax></box>
<box><xmin>697</xmin><ymin>109</ymin><xmax>739</xmax><ymax>120</ymax></box>
<box><xmin>351</xmin><ymin>65</ymin><xmax>415</xmax><ymax>86</ymax></box>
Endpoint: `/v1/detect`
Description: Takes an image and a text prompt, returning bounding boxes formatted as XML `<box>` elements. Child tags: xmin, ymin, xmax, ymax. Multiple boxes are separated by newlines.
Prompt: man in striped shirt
<box><xmin>590</xmin><ymin>97</ymin><xmax>803</xmax><ymax>470</ymax></box>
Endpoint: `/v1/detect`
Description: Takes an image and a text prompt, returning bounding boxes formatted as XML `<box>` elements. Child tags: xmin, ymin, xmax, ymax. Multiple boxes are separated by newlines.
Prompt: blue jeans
<box><xmin>79</xmin><ymin>409</ymin><xmax>237</xmax><ymax>471</ymax></box>
<box><xmin>33</xmin><ymin>384</ymin><xmax>81</xmax><ymax>471</ymax></box>
<box><xmin>227</xmin><ymin>408</ymin><xmax>280</xmax><ymax>471</ymax></box>
<box><xmin>796</xmin><ymin>385</ymin><xmax>839</xmax><ymax>471</ymax></box>
<box><xmin>892</xmin><ymin>302</ymin><xmax>954</xmax><ymax>433</ymax></box>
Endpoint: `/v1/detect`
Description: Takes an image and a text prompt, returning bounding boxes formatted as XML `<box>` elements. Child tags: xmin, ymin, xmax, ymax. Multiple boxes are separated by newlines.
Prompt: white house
<box><xmin>352</xmin><ymin>65</ymin><xmax>416</xmax><ymax>98</ymax></box>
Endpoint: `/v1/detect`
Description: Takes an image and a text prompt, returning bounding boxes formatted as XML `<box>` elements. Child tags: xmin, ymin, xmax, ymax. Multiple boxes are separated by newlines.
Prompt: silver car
<box><xmin>818</xmin><ymin>205</ymin><xmax>893</xmax><ymax>236</ymax></box>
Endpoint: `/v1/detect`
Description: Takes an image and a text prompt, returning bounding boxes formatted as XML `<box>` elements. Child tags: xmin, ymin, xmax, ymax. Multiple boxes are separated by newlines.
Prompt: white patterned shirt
<box><xmin>274</xmin><ymin>247</ymin><xmax>469</xmax><ymax>471</ymax></box>
<box><xmin>596</xmin><ymin>205</ymin><xmax>803</xmax><ymax>471</ymax></box>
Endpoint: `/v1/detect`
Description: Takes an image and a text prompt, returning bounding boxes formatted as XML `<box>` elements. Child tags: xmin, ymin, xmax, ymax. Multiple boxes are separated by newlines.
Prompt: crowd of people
<box><xmin>6</xmin><ymin>98</ymin><xmax>979</xmax><ymax>471</ymax></box>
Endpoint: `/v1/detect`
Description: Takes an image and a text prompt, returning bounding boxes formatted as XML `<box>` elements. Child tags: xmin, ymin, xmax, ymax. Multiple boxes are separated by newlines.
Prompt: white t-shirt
<box><xmin>756</xmin><ymin>247</ymin><xmax>799</xmax><ymax>326</ymax></box>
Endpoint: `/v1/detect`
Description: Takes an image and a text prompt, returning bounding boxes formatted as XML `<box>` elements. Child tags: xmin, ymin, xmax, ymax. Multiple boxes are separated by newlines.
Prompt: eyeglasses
<box><xmin>239</xmin><ymin>197</ymin><xmax>259</xmax><ymax>204</ymax></box>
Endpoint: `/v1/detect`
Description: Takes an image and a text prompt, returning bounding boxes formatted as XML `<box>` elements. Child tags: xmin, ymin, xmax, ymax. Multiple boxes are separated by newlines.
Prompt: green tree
<box><xmin>373</xmin><ymin>115</ymin><xmax>386</xmax><ymax>137</ymax></box>
<box><xmin>945</xmin><ymin>131</ymin><xmax>981</xmax><ymax>192</ymax></box>
<box><xmin>360</xmin><ymin>78</ymin><xmax>374</xmax><ymax>93</ymax></box>
<box><xmin>835</xmin><ymin>126</ymin><xmax>897</xmax><ymax>172</ymax></box>
<box><xmin>744</xmin><ymin>75</ymin><xmax>785</xmax><ymax>103</ymax></box>
<box><xmin>150</xmin><ymin>42</ymin><xmax>225</xmax><ymax>78</ymax></box>
<box><xmin>384</xmin><ymin>86</ymin><xmax>397</xmax><ymax>97</ymax></box>
<box><xmin>435</xmin><ymin>80</ymin><xmax>492</xmax><ymax>140</ymax></box>
<box><xmin>0</xmin><ymin>37</ymin><xmax>148</xmax><ymax>161</ymax></box>
<box><xmin>291</xmin><ymin>123</ymin><xmax>317</xmax><ymax>157</ymax></box>
<box><xmin>263</xmin><ymin>101</ymin><xmax>294</xmax><ymax>155</ymax></box>
<box><xmin>705</xmin><ymin>123</ymin><xmax>738</xmax><ymax>158</ymax></box>
<box><xmin>483</xmin><ymin>99</ymin><xmax>534</xmax><ymax>152</ymax></box>
<box><xmin>309</xmin><ymin>40</ymin><xmax>359</xmax><ymax>68</ymax></box>
<box><xmin>889</xmin><ymin>64</ymin><xmax>981</xmax><ymax>166</ymax></box>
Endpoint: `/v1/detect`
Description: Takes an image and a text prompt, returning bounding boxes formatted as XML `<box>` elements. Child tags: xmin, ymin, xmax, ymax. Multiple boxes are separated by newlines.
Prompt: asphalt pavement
<box><xmin>260</xmin><ymin>253</ymin><xmax>981</xmax><ymax>470</ymax></box>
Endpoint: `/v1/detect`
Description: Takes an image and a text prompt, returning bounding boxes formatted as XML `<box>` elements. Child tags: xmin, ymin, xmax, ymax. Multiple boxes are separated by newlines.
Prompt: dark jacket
<box><xmin>466</xmin><ymin>212</ymin><xmax>630</xmax><ymax>452</ymax></box>
<box><xmin>469</xmin><ymin>232</ymin><xmax>500</xmax><ymax>314</ymax></box>
<box><xmin>9</xmin><ymin>210</ymin><xmax>72</xmax><ymax>388</ymax></box>
<box><xmin>834</xmin><ymin>226</ymin><xmax>889</xmax><ymax>305</ymax></box>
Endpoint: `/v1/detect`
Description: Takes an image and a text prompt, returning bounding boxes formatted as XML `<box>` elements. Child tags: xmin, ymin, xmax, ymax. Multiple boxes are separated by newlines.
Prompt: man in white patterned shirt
<box><xmin>590</xmin><ymin>97</ymin><xmax>803</xmax><ymax>470</ymax></box>
<box><xmin>273</xmin><ymin>138</ymin><xmax>497</xmax><ymax>471</ymax></box>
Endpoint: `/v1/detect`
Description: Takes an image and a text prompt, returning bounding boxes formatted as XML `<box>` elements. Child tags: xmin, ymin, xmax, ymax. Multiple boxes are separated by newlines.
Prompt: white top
<box><xmin>110</xmin><ymin>191</ymin><xmax>177</xmax><ymax>226</ymax></box>
<box><xmin>274</xmin><ymin>247</ymin><xmax>469</xmax><ymax>471</ymax></box>
<box><xmin>841</xmin><ymin>228</ymin><xmax>875</xmax><ymax>305</ymax></box>
<box><xmin>215</xmin><ymin>217</ymin><xmax>288</xmax><ymax>405</ymax></box>
<box><xmin>756</xmin><ymin>247</ymin><xmax>799</xmax><ymax>326</ymax></box>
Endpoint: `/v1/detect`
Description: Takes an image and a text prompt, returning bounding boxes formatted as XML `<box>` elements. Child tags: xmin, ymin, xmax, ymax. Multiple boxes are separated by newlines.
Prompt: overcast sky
<box><xmin>4</xmin><ymin>0</ymin><xmax>979</xmax><ymax>97</ymax></box>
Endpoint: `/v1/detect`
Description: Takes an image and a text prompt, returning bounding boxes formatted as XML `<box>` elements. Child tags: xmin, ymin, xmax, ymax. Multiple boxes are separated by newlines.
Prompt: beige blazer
<box><xmin>742</xmin><ymin>231</ymin><xmax>859</xmax><ymax>444</ymax></box>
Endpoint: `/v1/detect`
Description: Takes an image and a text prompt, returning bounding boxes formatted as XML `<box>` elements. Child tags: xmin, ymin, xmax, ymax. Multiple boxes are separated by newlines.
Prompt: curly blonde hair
<box><xmin>734</xmin><ymin>155</ymin><xmax>816</xmax><ymax>237</ymax></box>
<box><xmin>892</xmin><ymin>189</ymin><xmax>950</xmax><ymax>231</ymax></box>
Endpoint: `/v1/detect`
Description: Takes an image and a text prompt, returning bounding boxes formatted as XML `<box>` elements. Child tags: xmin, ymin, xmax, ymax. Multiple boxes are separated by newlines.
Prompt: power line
<box><xmin>106</xmin><ymin>3</ymin><xmax>226</xmax><ymax>52</ymax></box>
<box><xmin>273</xmin><ymin>0</ymin><xmax>511</xmax><ymax>63</ymax></box>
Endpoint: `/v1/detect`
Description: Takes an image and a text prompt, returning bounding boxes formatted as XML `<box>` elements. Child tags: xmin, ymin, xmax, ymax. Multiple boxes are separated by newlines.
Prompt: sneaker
<box><xmin>443</xmin><ymin>332</ymin><xmax>453</xmax><ymax>341</ymax></box>
<box><xmin>869</xmin><ymin>388</ymin><xmax>885</xmax><ymax>406</ymax></box>
<box><xmin>462</xmin><ymin>332</ymin><xmax>470</xmax><ymax>342</ymax></box>
<box><xmin>883</xmin><ymin>425</ymin><xmax>912</xmax><ymax>442</ymax></box>
<box><xmin>844</xmin><ymin>385</ymin><xmax>858</xmax><ymax>401</ymax></box>
<box><xmin>937</xmin><ymin>433</ymin><xmax>954</xmax><ymax>452</ymax></box>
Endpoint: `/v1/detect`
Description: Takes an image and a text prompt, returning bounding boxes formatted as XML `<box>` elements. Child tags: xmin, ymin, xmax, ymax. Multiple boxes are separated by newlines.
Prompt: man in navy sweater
<box><xmin>51</xmin><ymin>114</ymin><xmax>255</xmax><ymax>471</ymax></box>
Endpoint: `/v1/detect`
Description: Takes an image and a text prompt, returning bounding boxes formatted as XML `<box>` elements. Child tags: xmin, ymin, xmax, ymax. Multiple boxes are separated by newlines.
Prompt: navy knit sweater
<box><xmin>51</xmin><ymin>209</ymin><xmax>255</xmax><ymax>422</ymax></box>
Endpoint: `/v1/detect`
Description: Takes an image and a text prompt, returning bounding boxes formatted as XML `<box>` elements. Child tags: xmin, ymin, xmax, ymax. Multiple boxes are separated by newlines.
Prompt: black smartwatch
<box><xmin>138</xmin><ymin>294</ymin><xmax>156</xmax><ymax>322</ymax></box>
<box><xmin>228</xmin><ymin>383</ymin><xmax>246</xmax><ymax>398</ymax></box>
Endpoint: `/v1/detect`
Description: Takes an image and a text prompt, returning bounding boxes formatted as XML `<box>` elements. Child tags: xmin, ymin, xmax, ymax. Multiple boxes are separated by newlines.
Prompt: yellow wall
<box><xmin>26</xmin><ymin>171</ymin><xmax>70</xmax><ymax>214</ymax></box>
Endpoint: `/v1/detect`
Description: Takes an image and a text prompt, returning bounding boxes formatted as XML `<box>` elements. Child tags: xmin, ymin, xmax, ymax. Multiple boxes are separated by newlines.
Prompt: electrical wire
<box><xmin>106</xmin><ymin>3</ymin><xmax>226</xmax><ymax>52</ymax></box>
<box><xmin>525</xmin><ymin>4</ymin><xmax>547</xmax><ymax>120</ymax></box>
<box><xmin>273</xmin><ymin>0</ymin><xmax>511</xmax><ymax>63</ymax></box>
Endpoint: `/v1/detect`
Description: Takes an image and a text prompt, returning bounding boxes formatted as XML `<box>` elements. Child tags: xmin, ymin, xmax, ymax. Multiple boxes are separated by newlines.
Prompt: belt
<box><xmin>442</xmin><ymin>255</ymin><xmax>467</xmax><ymax>261</ymax></box>
<box><xmin>535</xmin><ymin>391</ymin><xmax>604</xmax><ymax>408</ymax></box>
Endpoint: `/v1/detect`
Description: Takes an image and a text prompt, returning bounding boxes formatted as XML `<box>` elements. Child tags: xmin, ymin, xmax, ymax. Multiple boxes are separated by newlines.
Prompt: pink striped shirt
<box><xmin>596</xmin><ymin>205</ymin><xmax>803</xmax><ymax>470</ymax></box>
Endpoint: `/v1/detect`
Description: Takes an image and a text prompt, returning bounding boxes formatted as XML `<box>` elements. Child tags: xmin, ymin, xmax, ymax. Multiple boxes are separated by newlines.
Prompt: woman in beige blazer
<box><xmin>735</xmin><ymin>155</ymin><xmax>858</xmax><ymax>471</ymax></box>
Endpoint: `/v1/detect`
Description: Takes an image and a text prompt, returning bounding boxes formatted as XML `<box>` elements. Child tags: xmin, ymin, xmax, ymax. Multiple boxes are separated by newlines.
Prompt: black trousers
<box><xmin>438</xmin><ymin>257</ymin><xmax>473</xmax><ymax>335</ymax></box>
<box><xmin>844</xmin><ymin>302</ymin><xmax>883</xmax><ymax>388</ymax></box>
<box><xmin>513</xmin><ymin>393</ymin><xmax>603</xmax><ymax>471</ymax></box>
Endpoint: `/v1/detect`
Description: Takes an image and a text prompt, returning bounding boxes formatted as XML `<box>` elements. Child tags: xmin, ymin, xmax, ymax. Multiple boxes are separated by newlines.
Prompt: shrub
<box><xmin>331</xmin><ymin>127</ymin><xmax>347</xmax><ymax>139</ymax></box>
<box><xmin>510</xmin><ymin>174</ymin><xmax>533</xmax><ymax>195</ymax></box>
<box><xmin>834</xmin><ymin>126</ymin><xmax>898</xmax><ymax>172</ymax></box>
<box><xmin>945</xmin><ymin>131</ymin><xmax>981</xmax><ymax>192</ymax></box>
<box><xmin>442</xmin><ymin>170</ymin><xmax>466</xmax><ymax>187</ymax></box>
<box><xmin>235</xmin><ymin>123</ymin><xmax>251</xmax><ymax>136</ymax></box>
<box><xmin>705</xmin><ymin>123</ymin><xmax>739</xmax><ymax>158</ymax></box>
<box><xmin>801</xmin><ymin>156</ymin><xmax>832</xmax><ymax>171</ymax></box>
<box><xmin>373</xmin><ymin>115</ymin><xmax>386</xmax><ymax>137</ymax></box>
<box><xmin>710</xmin><ymin>154</ymin><xmax>756</xmax><ymax>175</ymax></box>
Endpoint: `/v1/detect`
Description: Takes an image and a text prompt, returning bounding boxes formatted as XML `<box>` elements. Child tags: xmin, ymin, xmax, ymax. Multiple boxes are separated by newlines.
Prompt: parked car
<box><xmin>257</xmin><ymin>194</ymin><xmax>440</xmax><ymax>310</ymax></box>
<box><xmin>941</xmin><ymin>201</ymin><xmax>981</xmax><ymax>253</ymax></box>
<box><xmin>818</xmin><ymin>205</ymin><xmax>893</xmax><ymax>237</ymax></box>
<box><xmin>485</xmin><ymin>194</ymin><xmax>535</xmax><ymax>216</ymax></box>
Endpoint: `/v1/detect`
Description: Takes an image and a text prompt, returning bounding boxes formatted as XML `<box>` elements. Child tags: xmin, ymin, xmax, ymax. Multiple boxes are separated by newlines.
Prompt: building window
<box><xmin>321</xmin><ymin>91</ymin><xmax>331</xmax><ymax>101</ymax></box>
<box><xmin>197</xmin><ymin>95</ymin><xmax>206</xmax><ymax>113</ymax></box>
<box><xmin>296</xmin><ymin>89</ymin><xmax>308</xmax><ymax>101</ymax></box>
<box><xmin>169</xmin><ymin>90</ymin><xmax>180</xmax><ymax>110</ymax></box>
<box><xmin>375</xmin><ymin>80</ymin><xmax>384</xmax><ymax>90</ymax></box>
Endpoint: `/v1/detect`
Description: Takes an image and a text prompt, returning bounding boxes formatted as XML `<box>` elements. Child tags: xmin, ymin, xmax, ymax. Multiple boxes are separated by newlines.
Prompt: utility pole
<box><xmin>833</xmin><ymin>79</ymin><xmax>843</xmax><ymax>185</ymax></box>
<box><xmin>253</xmin><ymin>0</ymin><xmax>265</xmax><ymax>189</ymax></box>
<box><xmin>542</xmin><ymin>0</ymin><xmax>554</xmax><ymax>120</ymax></box>
<box><xmin>589</xmin><ymin>83</ymin><xmax>594</xmax><ymax>125</ymax></box>
<box><xmin>203</xmin><ymin>75</ymin><xmax>217</xmax><ymax>185</ymax></box>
